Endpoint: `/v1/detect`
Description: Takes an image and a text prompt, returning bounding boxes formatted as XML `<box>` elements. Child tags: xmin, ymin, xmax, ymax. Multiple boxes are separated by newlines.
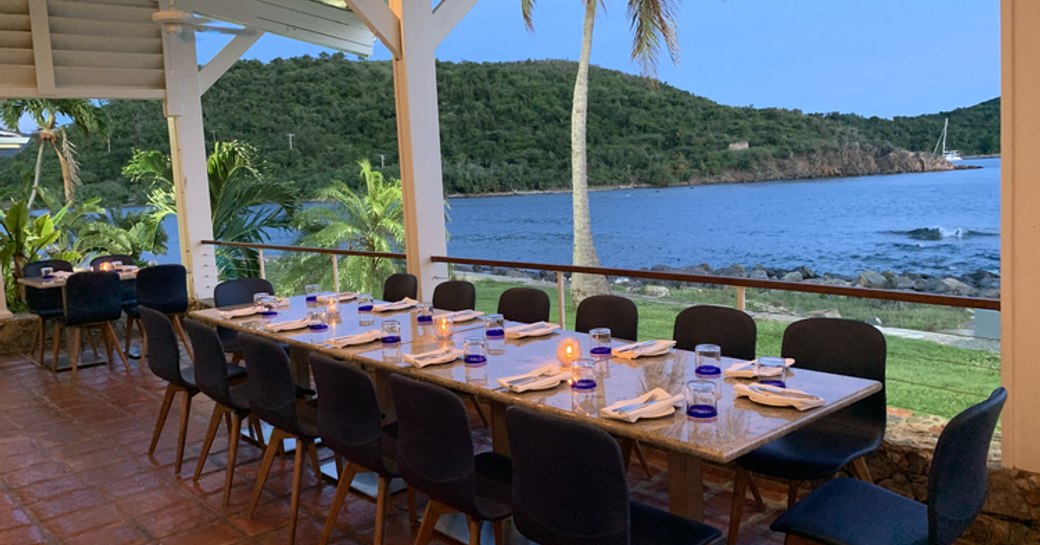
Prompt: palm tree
<box><xmin>284</xmin><ymin>159</ymin><xmax>405</xmax><ymax>296</ymax></box>
<box><xmin>521</xmin><ymin>0</ymin><xmax>681</xmax><ymax>302</ymax></box>
<box><xmin>0</xmin><ymin>99</ymin><xmax>108</xmax><ymax>207</ymax></box>
<box><xmin>122</xmin><ymin>140</ymin><xmax>298</xmax><ymax>278</ymax></box>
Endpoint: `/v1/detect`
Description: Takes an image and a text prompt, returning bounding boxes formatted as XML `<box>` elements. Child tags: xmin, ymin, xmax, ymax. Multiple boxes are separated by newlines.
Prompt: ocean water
<box><xmin>154</xmin><ymin>157</ymin><xmax>1000</xmax><ymax>278</ymax></box>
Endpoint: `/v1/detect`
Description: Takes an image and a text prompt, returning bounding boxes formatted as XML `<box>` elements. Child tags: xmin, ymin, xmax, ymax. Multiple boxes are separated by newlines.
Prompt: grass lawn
<box><xmin>469</xmin><ymin>278</ymin><xmax>1000</xmax><ymax>420</ymax></box>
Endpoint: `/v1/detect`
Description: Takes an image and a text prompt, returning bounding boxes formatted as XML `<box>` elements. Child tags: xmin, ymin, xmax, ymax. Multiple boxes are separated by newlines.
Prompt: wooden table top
<box><xmin>18</xmin><ymin>269</ymin><xmax>139</xmax><ymax>289</ymax></box>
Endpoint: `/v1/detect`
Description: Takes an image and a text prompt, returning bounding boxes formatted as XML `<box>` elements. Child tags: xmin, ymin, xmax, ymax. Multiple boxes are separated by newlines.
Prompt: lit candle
<box><xmin>325</xmin><ymin>297</ymin><xmax>340</xmax><ymax>321</ymax></box>
<box><xmin>436</xmin><ymin>316</ymin><xmax>453</xmax><ymax>339</ymax></box>
<box><xmin>556</xmin><ymin>338</ymin><xmax>581</xmax><ymax>366</ymax></box>
<box><xmin>99</xmin><ymin>262</ymin><xmax>113</xmax><ymax>272</ymax></box>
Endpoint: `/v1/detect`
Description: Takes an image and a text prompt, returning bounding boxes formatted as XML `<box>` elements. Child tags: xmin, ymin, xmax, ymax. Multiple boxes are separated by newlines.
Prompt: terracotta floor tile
<box><xmin>63</xmin><ymin>523</ymin><xmax>152</xmax><ymax>545</ymax></box>
<box><xmin>0</xmin><ymin>523</ymin><xmax>51</xmax><ymax>544</ymax></box>
<box><xmin>42</xmin><ymin>503</ymin><xmax>126</xmax><ymax>540</ymax></box>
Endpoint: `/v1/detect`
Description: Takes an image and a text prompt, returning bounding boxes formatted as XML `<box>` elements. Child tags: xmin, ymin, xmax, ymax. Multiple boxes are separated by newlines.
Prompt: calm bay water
<box><xmin>155</xmin><ymin>157</ymin><xmax>1000</xmax><ymax>277</ymax></box>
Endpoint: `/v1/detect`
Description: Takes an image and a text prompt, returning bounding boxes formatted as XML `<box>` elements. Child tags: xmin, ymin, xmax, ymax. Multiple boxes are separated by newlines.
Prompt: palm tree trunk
<box><xmin>570</xmin><ymin>0</ymin><xmax>610</xmax><ymax>303</ymax></box>
<box><xmin>26</xmin><ymin>138</ymin><xmax>45</xmax><ymax>209</ymax></box>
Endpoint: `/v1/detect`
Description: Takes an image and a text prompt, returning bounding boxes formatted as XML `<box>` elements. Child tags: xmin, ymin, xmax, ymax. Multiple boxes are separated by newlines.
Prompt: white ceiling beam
<box><xmin>343</xmin><ymin>0</ymin><xmax>400</xmax><ymax>58</ymax></box>
<box><xmin>198</xmin><ymin>29</ymin><xmax>263</xmax><ymax>94</ymax></box>
<box><xmin>431</xmin><ymin>0</ymin><xmax>477</xmax><ymax>47</ymax></box>
<box><xmin>27</xmin><ymin>0</ymin><xmax>55</xmax><ymax>94</ymax></box>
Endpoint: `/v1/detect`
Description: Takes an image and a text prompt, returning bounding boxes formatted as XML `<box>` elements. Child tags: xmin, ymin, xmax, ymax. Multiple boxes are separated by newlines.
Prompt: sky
<box><xmin>195</xmin><ymin>0</ymin><xmax>1000</xmax><ymax>119</ymax></box>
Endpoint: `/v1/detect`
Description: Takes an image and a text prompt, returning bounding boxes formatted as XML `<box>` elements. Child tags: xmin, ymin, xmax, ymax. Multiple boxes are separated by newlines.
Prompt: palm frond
<box><xmin>626</xmin><ymin>0</ymin><xmax>681</xmax><ymax>77</ymax></box>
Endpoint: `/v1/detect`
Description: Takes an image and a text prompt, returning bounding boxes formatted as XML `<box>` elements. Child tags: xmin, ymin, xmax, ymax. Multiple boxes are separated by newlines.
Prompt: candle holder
<box><xmin>436</xmin><ymin>316</ymin><xmax>453</xmax><ymax>339</ymax></box>
<box><xmin>324</xmin><ymin>297</ymin><xmax>340</xmax><ymax>321</ymax></box>
<box><xmin>98</xmin><ymin>261</ymin><xmax>113</xmax><ymax>272</ymax></box>
<box><xmin>556</xmin><ymin>337</ymin><xmax>580</xmax><ymax>367</ymax></box>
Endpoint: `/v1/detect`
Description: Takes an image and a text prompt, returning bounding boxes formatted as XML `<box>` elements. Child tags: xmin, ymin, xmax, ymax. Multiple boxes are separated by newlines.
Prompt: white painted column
<box><xmin>0</xmin><ymin>263</ymin><xmax>12</xmax><ymax>320</ymax></box>
<box><xmin>1001</xmin><ymin>0</ymin><xmax>1040</xmax><ymax>472</ymax></box>
<box><xmin>160</xmin><ymin>22</ymin><xmax>217</xmax><ymax>301</ymax></box>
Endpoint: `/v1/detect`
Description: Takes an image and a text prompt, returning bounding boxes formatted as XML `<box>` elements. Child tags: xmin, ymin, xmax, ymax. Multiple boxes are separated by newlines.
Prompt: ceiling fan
<box><xmin>151</xmin><ymin>7</ymin><xmax>257</xmax><ymax>36</ymax></box>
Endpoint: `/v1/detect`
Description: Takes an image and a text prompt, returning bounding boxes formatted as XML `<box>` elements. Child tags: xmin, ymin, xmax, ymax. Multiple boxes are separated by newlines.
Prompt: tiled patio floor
<box><xmin>0</xmin><ymin>351</ymin><xmax>790</xmax><ymax>545</ymax></box>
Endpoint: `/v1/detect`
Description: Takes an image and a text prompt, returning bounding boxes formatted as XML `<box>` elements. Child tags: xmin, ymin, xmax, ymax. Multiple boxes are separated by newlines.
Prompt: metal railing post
<box><xmin>736</xmin><ymin>286</ymin><xmax>746</xmax><ymax>311</ymax></box>
<box><xmin>556</xmin><ymin>271</ymin><xmax>566</xmax><ymax>326</ymax></box>
<box><xmin>331</xmin><ymin>254</ymin><xmax>340</xmax><ymax>293</ymax></box>
<box><xmin>257</xmin><ymin>248</ymin><xmax>266</xmax><ymax>279</ymax></box>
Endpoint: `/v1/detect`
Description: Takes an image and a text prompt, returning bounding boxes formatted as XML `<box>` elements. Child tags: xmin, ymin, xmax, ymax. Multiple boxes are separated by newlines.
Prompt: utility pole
<box><xmin>286</xmin><ymin>132</ymin><xmax>295</xmax><ymax>150</ymax></box>
<box><xmin>379</xmin><ymin>153</ymin><xmax>386</xmax><ymax>168</ymax></box>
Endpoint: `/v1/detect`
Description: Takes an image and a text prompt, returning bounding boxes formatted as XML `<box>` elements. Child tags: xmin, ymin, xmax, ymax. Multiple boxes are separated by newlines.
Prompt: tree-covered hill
<box><xmin>0</xmin><ymin>55</ymin><xmax>999</xmax><ymax>203</ymax></box>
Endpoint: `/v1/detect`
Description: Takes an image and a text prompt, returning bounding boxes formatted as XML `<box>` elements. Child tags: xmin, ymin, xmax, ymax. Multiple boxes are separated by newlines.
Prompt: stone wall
<box><xmin>0</xmin><ymin>313</ymin><xmax>36</xmax><ymax>354</ymax></box>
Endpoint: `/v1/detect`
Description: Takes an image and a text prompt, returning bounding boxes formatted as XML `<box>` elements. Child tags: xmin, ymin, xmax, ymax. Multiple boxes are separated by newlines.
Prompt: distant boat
<box><xmin>934</xmin><ymin>118</ymin><xmax>962</xmax><ymax>162</ymax></box>
<box><xmin>0</xmin><ymin>131</ymin><xmax>29</xmax><ymax>158</ymax></box>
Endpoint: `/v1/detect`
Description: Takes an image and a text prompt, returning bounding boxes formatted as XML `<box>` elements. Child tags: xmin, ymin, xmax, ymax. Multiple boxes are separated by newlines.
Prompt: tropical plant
<box><xmin>521</xmin><ymin>0</ymin><xmax>681</xmax><ymax>302</ymax></box>
<box><xmin>282</xmin><ymin>159</ymin><xmax>405</xmax><ymax>296</ymax></box>
<box><xmin>0</xmin><ymin>99</ymin><xmax>108</xmax><ymax>206</ymax></box>
<box><xmin>122</xmin><ymin>140</ymin><xmax>298</xmax><ymax>278</ymax></box>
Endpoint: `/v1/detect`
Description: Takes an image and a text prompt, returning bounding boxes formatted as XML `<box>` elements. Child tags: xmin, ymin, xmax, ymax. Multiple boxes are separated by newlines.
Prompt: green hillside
<box><xmin>0</xmin><ymin>55</ymin><xmax>1000</xmax><ymax>203</ymax></box>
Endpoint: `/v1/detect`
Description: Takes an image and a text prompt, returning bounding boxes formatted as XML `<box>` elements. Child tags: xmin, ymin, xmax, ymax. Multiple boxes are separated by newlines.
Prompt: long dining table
<box><xmin>190</xmin><ymin>294</ymin><xmax>882</xmax><ymax>522</ymax></box>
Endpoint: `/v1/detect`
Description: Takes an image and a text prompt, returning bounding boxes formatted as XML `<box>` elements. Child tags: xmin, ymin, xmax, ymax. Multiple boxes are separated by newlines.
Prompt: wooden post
<box><xmin>557</xmin><ymin>271</ymin><xmax>566</xmax><ymax>326</ymax></box>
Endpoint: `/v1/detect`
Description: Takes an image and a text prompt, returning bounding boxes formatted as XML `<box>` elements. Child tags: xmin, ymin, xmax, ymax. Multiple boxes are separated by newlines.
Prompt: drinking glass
<box><xmin>307</xmin><ymin>308</ymin><xmax>328</xmax><ymax>330</ymax></box>
<box><xmin>685</xmin><ymin>379</ymin><xmax>720</xmax><ymax>419</ymax></box>
<box><xmin>465</xmin><ymin>361</ymin><xmax>488</xmax><ymax>385</ymax></box>
<box><xmin>417</xmin><ymin>302</ymin><xmax>434</xmax><ymax>323</ymax></box>
<box><xmin>305</xmin><ymin>284</ymin><xmax>321</xmax><ymax>303</ymax></box>
<box><xmin>755</xmin><ymin>356</ymin><xmax>788</xmax><ymax>388</ymax></box>
<box><xmin>259</xmin><ymin>295</ymin><xmax>278</xmax><ymax>317</ymax></box>
<box><xmin>111</xmin><ymin>260</ymin><xmax>123</xmax><ymax>271</ymax></box>
<box><xmin>695</xmin><ymin>343</ymin><xmax>722</xmax><ymax>377</ymax></box>
<box><xmin>357</xmin><ymin>293</ymin><xmax>374</xmax><ymax>326</ymax></box>
<box><xmin>463</xmin><ymin>336</ymin><xmax>488</xmax><ymax>366</ymax></box>
<box><xmin>484</xmin><ymin>314</ymin><xmax>505</xmax><ymax>354</ymax></box>
<box><xmin>570</xmin><ymin>358</ymin><xmax>597</xmax><ymax>390</ymax></box>
<box><xmin>589</xmin><ymin>328</ymin><xmax>612</xmax><ymax>359</ymax></box>
<box><xmin>40</xmin><ymin>266</ymin><xmax>54</xmax><ymax>280</ymax></box>
<box><xmin>381</xmin><ymin>320</ymin><xmax>402</xmax><ymax>361</ymax></box>
<box><xmin>253</xmin><ymin>292</ymin><xmax>271</xmax><ymax>306</ymax></box>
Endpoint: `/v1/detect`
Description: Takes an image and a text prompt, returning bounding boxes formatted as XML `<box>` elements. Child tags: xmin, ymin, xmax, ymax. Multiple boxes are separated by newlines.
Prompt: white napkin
<box><xmin>373</xmin><ymin>297</ymin><xmax>418</xmax><ymax>312</ymax></box>
<box><xmin>264</xmin><ymin>318</ymin><xmax>311</xmax><ymax>332</ymax></box>
<box><xmin>52</xmin><ymin>271</ymin><xmax>73</xmax><ymax>279</ymax></box>
<box><xmin>733</xmin><ymin>383</ymin><xmax>824</xmax><ymax>411</ymax></box>
<box><xmin>611</xmin><ymin>340</ymin><xmax>676</xmax><ymax>360</ymax></box>
<box><xmin>504</xmin><ymin>321</ymin><xmax>560</xmax><ymax>339</ymax></box>
<box><xmin>438</xmin><ymin>309</ymin><xmax>485</xmax><ymax>322</ymax></box>
<box><xmin>324</xmin><ymin>330</ymin><xmax>382</xmax><ymax>348</ymax></box>
<box><xmin>601</xmin><ymin>388</ymin><xmax>684</xmax><ymax>423</ymax></box>
<box><xmin>403</xmin><ymin>347</ymin><xmax>463</xmax><ymax>368</ymax></box>
<box><xmin>318</xmin><ymin>292</ymin><xmax>358</xmax><ymax>303</ymax></box>
<box><xmin>218</xmin><ymin>305</ymin><xmax>263</xmax><ymax>319</ymax></box>
<box><xmin>497</xmin><ymin>364</ymin><xmax>571</xmax><ymax>393</ymax></box>
<box><xmin>724</xmin><ymin>358</ymin><xmax>796</xmax><ymax>378</ymax></box>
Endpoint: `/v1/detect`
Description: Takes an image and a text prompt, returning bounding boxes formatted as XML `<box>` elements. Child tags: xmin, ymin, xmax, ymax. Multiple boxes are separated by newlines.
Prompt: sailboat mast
<box><xmin>934</xmin><ymin>118</ymin><xmax>950</xmax><ymax>155</ymax></box>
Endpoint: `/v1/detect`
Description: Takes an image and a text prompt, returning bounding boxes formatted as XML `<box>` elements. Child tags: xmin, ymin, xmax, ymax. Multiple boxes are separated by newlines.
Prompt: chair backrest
<box><xmin>22</xmin><ymin>259</ymin><xmax>72</xmax><ymax>315</ymax></box>
<box><xmin>237</xmin><ymin>333</ymin><xmax>305</xmax><ymax>436</ymax></box>
<box><xmin>432</xmin><ymin>280</ymin><xmax>476</xmax><ymax>311</ymax></box>
<box><xmin>382</xmin><ymin>273</ymin><xmax>417</xmax><ymax>302</ymax></box>
<box><xmin>310</xmin><ymin>353</ymin><xmax>388</xmax><ymax>474</ymax></box>
<box><xmin>928</xmin><ymin>387</ymin><xmax>1007</xmax><ymax>545</ymax></box>
<box><xmin>575</xmin><ymin>295</ymin><xmax>638</xmax><ymax>341</ymax></box>
<box><xmin>214</xmin><ymin>278</ymin><xmax>274</xmax><ymax>346</ymax></box>
<box><xmin>90</xmin><ymin>254</ymin><xmax>134</xmax><ymax>269</ymax></box>
<box><xmin>506</xmin><ymin>406</ymin><xmax>630</xmax><ymax>545</ymax></box>
<box><xmin>673</xmin><ymin>305</ymin><xmax>757</xmax><ymax>360</ymax></box>
<box><xmin>782</xmin><ymin>318</ymin><xmax>887</xmax><ymax>438</ymax></box>
<box><xmin>182</xmin><ymin>318</ymin><xmax>235</xmax><ymax>407</ymax></box>
<box><xmin>390</xmin><ymin>374</ymin><xmax>479</xmax><ymax>515</ymax></box>
<box><xmin>137</xmin><ymin>264</ymin><xmax>188</xmax><ymax>314</ymax></box>
<box><xmin>64</xmin><ymin>271</ymin><xmax>123</xmax><ymax>326</ymax></box>
<box><xmin>497</xmin><ymin>287</ymin><xmax>550</xmax><ymax>324</ymax></box>
<box><xmin>138</xmin><ymin>306</ymin><xmax>186</xmax><ymax>386</ymax></box>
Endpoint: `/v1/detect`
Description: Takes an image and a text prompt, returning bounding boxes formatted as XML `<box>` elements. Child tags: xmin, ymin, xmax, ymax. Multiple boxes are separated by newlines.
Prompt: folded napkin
<box><xmin>496</xmin><ymin>364</ymin><xmax>570</xmax><ymax>393</ymax></box>
<box><xmin>52</xmin><ymin>271</ymin><xmax>73</xmax><ymax>279</ymax></box>
<box><xmin>264</xmin><ymin>318</ymin><xmax>311</xmax><ymax>332</ymax></box>
<box><xmin>438</xmin><ymin>309</ymin><xmax>485</xmax><ymax>322</ymax></box>
<box><xmin>317</xmin><ymin>291</ymin><xmax>358</xmax><ymax>303</ymax></box>
<box><xmin>504</xmin><ymin>321</ymin><xmax>560</xmax><ymax>339</ymax></box>
<box><xmin>733</xmin><ymin>383</ymin><xmax>824</xmax><ymax>411</ymax></box>
<box><xmin>600</xmin><ymin>388</ymin><xmax>684</xmax><ymax>423</ymax></box>
<box><xmin>218</xmin><ymin>305</ymin><xmax>263</xmax><ymax>319</ymax></box>
<box><xmin>724</xmin><ymin>358</ymin><xmax>796</xmax><ymax>378</ymax></box>
<box><xmin>324</xmin><ymin>330</ymin><xmax>382</xmax><ymax>348</ymax></box>
<box><xmin>611</xmin><ymin>340</ymin><xmax>676</xmax><ymax>360</ymax></box>
<box><xmin>403</xmin><ymin>347</ymin><xmax>463</xmax><ymax>368</ymax></box>
<box><xmin>373</xmin><ymin>298</ymin><xmax>418</xmax><ymax>313</ymax></box>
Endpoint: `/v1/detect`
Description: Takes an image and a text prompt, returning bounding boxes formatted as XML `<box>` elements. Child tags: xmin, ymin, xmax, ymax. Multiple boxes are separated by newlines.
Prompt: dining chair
<box><xmin>497</xmin><ymin>287</ymin><xmax>550</xmax><ymax>324</ymax></box>
<box><xmin>383</xmin><ymin>272</ymin><xmax>417</xmax><ymax>302</ymax></box>
<box><xmin>213</xmin><ymin>277</ymin><xmax>274</xmax><ymax>362</ymax></box>
<box><xmin>182</xmin><ymin>318</ymin><xmax>259</xmax><ymax>507</ymax></box>
<box><xmin>728</xmin><ymin>317</ymin><xmax>886</xmax><ymax>545</ymax></box>
<box><xmin>54</xmin><ymin>271</ymin><xmax>130</xmax><ymax>375</ymax></box>
<box><xmin>22</xmin><ymin>259</ymin><xmax>72</xmax><ymax>365</ymax></box>
<box><xmin>239</xmin><ymin>333</ymin><xmax>321</xmax><ymax>545</ymax></box>
<box><xmin>432</xmin><ymin>279</ymin><xmax>476</xmax><ymax>311</ymax></box>
<box><xmin>506</xmin><ymin>406</ymin><xmax>721</xmax><ymax>545</ymax></box>
<box><xmin>771</xmin><ymin>387</ymin><xmax>1006</xmax><ymax>545</ymax></box>
<box><xmin>574</xmin><ymin>294</ymin><xmax>638</xmax><ymax>341</ymax></box>
<box><xmin>390</xmin><ymin>374</ymin><xmax>513</xmax><ymax>545</ymax></box>
<box><xmin>134</xmin><ymin>264</ymin><xmax>192</xmax><ymax>359</ymax></box>
<box><xmin>310</xmin><ymin>353</ymin><xmax>416</xmax><ymax>545</ymax></box>
<box><xmin>672</xmin><ymin>304</ymin><xmax>757</xmax><ymax>360</ymax></box>
<box><xmin>91</xmin><ymin>255</ymin><xmax>140</xmax><ymax>352</ymax></box>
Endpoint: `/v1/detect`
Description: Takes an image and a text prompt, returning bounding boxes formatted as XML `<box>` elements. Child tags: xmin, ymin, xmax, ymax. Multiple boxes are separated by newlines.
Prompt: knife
<box><xmin>614</xmin><ymin>398</ymin><xmax>661</xmax><ymax>414</ymax></box>
<box><xmin>749</xmin><ymin>385</ymin><xmax>820</xmax><ymax>400</ymax></box>
<box><xmin>614</xmin><ymin>340</ymin><xmax>658</xmax><ymax>354</ymax></box>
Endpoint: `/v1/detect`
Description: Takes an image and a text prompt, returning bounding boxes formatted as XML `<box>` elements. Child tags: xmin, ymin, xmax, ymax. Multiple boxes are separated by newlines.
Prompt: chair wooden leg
<box><xmin>69</xmin><ymin>328</ymin><xmax>82</xmax><ymax>375</ymax></box>
<box><xmin>469</xmin><ymin>395</ymin><xmax>489</xmax><ymax>426</ymax></box>
<box><xmin>87</xmin><ymin>328</ymin><xmax>100</xmax><ymax>359</ymax></box>
<box><xmin>124</xmin><ymin>315</ymin><xmax>136</xmax><ymax>356</ymax></box>
<box><xmin>851</xmin><ymin>457</ymin><xmax>873</xmax><ymax>483</ymax></box>
<box><xmin>171</xmin><ymin>314</ymin><xmax>193</xmax><ymax>360</ymax></box>
<box><xmin>103</xmin><ymin>323</ymin><xmax>129</xmax><ymax>372</ymax></box>
<box><xmin>492</xmin><ymin>520</ymin><xmax>504</xmax><ymax>545</ymax></box>
<box><xmin>308</xmin><ymin>441</ymin><xmax>322</xmax><ymax>481</ymax></box>
<box><xmin>633</xmin><ymin>441</ymin><xmax>654</xmax><ymax>478</ymax></box>
<box><xmin>318</xmin><ymin>462</ymin><xmax>360</xmax><ymax>545</ymax></box>
<box><xmin>174</xmin><ymin>389</ymin><xmax>193</xmax><ymax>474</ymax></box>
<box><xmin>51</xmin><ymin>323</ymin><xmax>63</xmax><ymax>372</ymax></box>
<box><xmin>729</xmin><ymin>467</ymin><xmax>750</xmax><ymax>545</ymax></box>
<box><xmin>149</xmin><ymin>384</ymin><xmax>177</xmax><ymax>455</ymax></box>
<box><xmin>194</xmin><ymin>404</ymin><xmax>225</xmax><ymax>482</ymax></box>
<box><xmin>99</xmin><ymin>326</ymin><xmax>114</xmax><ymax>369</ymax></box>
<box><xmin>787</xmin><ymin>481</ymin><xmax>800</xmax><ymax>508</ymax></box>
<box><xmin>375</xmin><ymin>475</ymin><xmax>390</xmax><ymax>545</ymax></box>
<box><xmin>223</xmin><ymin>412</ymin><xmax>242</xmax><ymax>508</ymax></box>
<box><xmin>287</xmin><ymin>437</ymin><xmax>306</xmax><ymax>545</ymax></box>
<box><xmin>407</xmin><ymin>487</ymin><xmax>417</xmax><ymax>528</ymax></box>
<box><xmin>231</xmin><ymin>351</ymin><xmax>243</xmax><ymax>365</ymax></box>
<box><xmin>31</xmin><ymin>317</ymin><xmax>41</xmax><ymax>363</ymax></box>
<box><xmin>248</xmin><ymin>428</ymin><xmax>286</xmax><ymax>518</ymax></box>
<box><xmin>414</xmin><ymin>500</ymin><xmax>447</xmax><ymax>545</ymax></box>
<box><xmin>467</xmin><ymin>516</ymin><xmax>482</xmax><ymax>545</ymax></box>
<box><xmin>747</xmin><ymin>473</ymin><xmax>766</xmax><ymax>509</ymax></box>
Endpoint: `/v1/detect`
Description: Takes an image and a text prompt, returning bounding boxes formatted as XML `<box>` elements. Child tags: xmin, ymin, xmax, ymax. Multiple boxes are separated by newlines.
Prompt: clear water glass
<box><xmin>465</xmin><ymin>361</ymin><xmax>488</xmax><ymax>385</ymax></box>
<box><xmin>111</xmin><ymin>260</ymin><xmax>123</xmax><ymax>271</ymax></box>
<box><xmin>357</xmin><ymin>293</ymin><xmax>374</xmax><ymax>325</ymax></box>
<box><xmin>695</xmin><ymin>343</ymin><xmax>722</xmax><ymax>377</ymax></box>
<box><xmin>484</xmin><ymin>314</ymin><xmax>505</xmax><ymax>353</ymax></box>
<box><xmin>570</xmin><ymin>358</ymin><xmax>597</xmax><ymax>390</ymax></box>
<box><xmin>305</xmin><ymin>284</ymin><xmax>321</xmax><ymax>303</ymax></box>
<box><xmin>381</xmin><ymin>320</ymin><xmax>402</xmax><ymax>360</ymax></box>
<box><xmin>40</xmin><ymin>267</ymin><xmax>54</xmax><ymax>280</ymax></box>
<box><xmin>259</xmin><ymin>295</ymin><xmax>278</xmax><ymax>317</ymax></box>
<box><xmin>307</xmin><ymin>308</ymin><xmax>328</xmax><ymax>330</ymax></box>
<box><xmin>685</xmin><ymin>379</ymin><xmax>720</xmax><ymax>419</ymax></box>
<box><xmin>463</xmin><ymin>336</ymin><xmax>488</xmax><ymax>366</ymax></box>
<box><xmin>755</xmin><ymin>356</ymin><xmax>788</xmax><ymax>388</ymax></box>
<box><xmin>253</xmin><ymin>292</ymin><xmax>271</xmax><ymax>306</ymax></box>
<box><xmin>589</xmin><ymin>327</ymin><xmax>612</xmax><ymax>359</ymax></box>
<box><xmin>417</xmin><ymin>302</ymin><xmax>434</xmax><ymax>323</ymax></box>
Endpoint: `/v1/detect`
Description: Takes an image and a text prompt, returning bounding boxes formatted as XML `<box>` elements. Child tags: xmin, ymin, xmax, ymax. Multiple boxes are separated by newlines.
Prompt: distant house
<box><xmin>728</xmin><ymin>141</ymin><xmax>750</xmax><ymax>151</ymax></box>
<box><xmin>0</xmin><ymin>131</ymin><xmax>29</xmax><ymax>158</ymax></box>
